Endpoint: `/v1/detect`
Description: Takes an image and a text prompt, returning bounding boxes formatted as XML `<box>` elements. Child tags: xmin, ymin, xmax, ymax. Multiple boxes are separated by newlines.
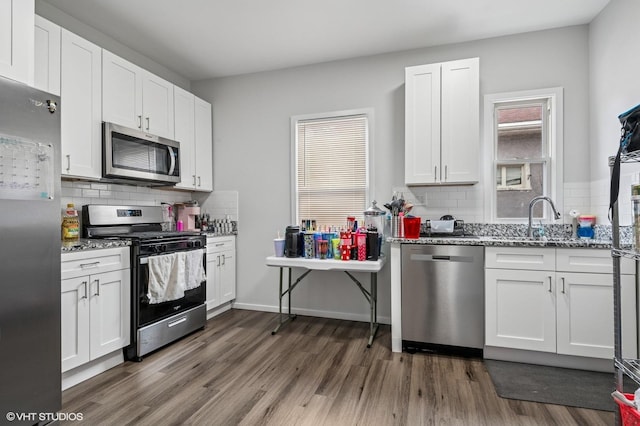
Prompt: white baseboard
<box><xmin>62</xmin><ymin>351</ymin><xmax>124</xmax><ymax>391</ymax></box>
<box><xmin>206</xmin><ymin>301</ymin><xmax>232</xmax><ymax>319</ymax></box>
<box><xmin>483</xmin><ymin>346</ymin><xmax>613</xmax><ymax>372</ymax></box>
<box><xmin>232</xmin><ymin>302</ymin><xmax>390</xmax><ymax>325</ymax></box>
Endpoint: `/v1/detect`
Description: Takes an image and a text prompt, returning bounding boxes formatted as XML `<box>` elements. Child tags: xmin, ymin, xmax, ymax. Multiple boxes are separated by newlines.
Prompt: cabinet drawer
<box><xmin>61</xmin><ymin>247</ymin><xmax>130</xmax><ymax>279</ymax></box>
<box><xmin>556</xmin><ymin>249</ymin><xmax>609</xmax><ymax>274</ymax></box>
<box><xmin>207</xmin><ymin>236</ymin><xmax>235</xmax><ymax>255</ymax></box>
<box><xmin>485</xmin><ymin>247</ymin><xmax>555</xmax><ymax>271</ymax></box>
<box><xmin>556</xmin><ymin>248</ymin><xmax>635</xmax><ymax>275</ymax></box>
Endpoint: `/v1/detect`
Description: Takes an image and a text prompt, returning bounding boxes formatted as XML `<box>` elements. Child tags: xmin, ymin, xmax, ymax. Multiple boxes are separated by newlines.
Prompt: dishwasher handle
<box><xmin>410</xmin><ymin>254</ymin><xmax>474</xmax><ymax>263</ymax></box>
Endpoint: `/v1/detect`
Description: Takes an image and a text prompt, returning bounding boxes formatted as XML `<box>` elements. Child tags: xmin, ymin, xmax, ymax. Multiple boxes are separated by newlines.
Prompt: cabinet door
<box><xmin>205</xmin><ymin>256</ymin><xmax>220</xmax><ymax>310</ymax></box>
<box><xmin>61</xmin><ymin>276</ymin><xmax>90</xmax><ymax>372</ymax></box>
<box><xmin>405</xmin><ymin>63</ymin><xmax>440</xmax><ymax>184</ymax></box>
<box><xmin>61</xmin><ymin>29</ymin><xmax>102</xmax><ymax>179</ymax></box>
<box><xmin>440</xmin><ymin>57</ymin><xmax>479</xmax><ymax>184</ymax></box>
<box><xmin>219</xmin><ymin>249</ymin><xmax>236</xmax><ymax>303</ymax></box>
<box><xmin>174</xmin><ymin>86</ymin><xmax>196</xmax><ymax>189</ymax></box>
<box><xmin>485</xmin><ymin>268</ymin><xmax>556</xmax><ymax>352</ymax></box>
<box><xmin>89</xmin><ymin>269</ymin><xmax>130</xmax><ymax>360</ymax></box>
<box><xmin>102</xmin><ymin>50</ymin><xmax>143</xmax><ymax>130</ymax></box>
<box><xmin>0</xmin><ymin>0</ymin><xmax>34</xmax><ymax>85</ymax></box>
<box><xmin>194</xmin><ymin>97</ymin><xmax>213</xmax><ymax>191</ymax></box>
<box><xmin>556</xmin><ymin>272</ymin><xmax>627</xmax><ymax>359</ymax></box>
<box><xmin>34</xmin><ymin>15</ymin><xmax>60</xmax><ymax>95</ymax></box>
<box><xmin>142</xmin><ymin>72</ymin><xmax>174</xmax><ymax>139</ymax></box>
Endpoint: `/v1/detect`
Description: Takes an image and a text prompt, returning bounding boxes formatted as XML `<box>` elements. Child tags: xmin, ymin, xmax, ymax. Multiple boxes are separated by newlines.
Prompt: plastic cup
<box><xmin>274</xmin><ymin>238</ymin><xmax>285</xmax><ymax>257</ymax></box>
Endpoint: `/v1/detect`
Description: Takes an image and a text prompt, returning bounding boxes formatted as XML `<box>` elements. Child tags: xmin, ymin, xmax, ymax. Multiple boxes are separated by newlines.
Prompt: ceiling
<box><xmin>41</xmin><ymin>0</ymin><xmax>610</xmax><ymax>81</ymax></box>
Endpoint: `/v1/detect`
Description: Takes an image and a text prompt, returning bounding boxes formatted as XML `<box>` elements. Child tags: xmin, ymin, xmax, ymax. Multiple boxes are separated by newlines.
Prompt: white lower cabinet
<box><xmin>61</xmin><ymin>247</ymin><xmax>130</xmax><ymax>373</ymax></box>
<box><xmin>485</xmin><ymin>247</ymin><xmax>636</xmax><ymax>360</ymax></box>
<box><xmin>206</xmin><ymin>236</ymin><xmax>236</xmax><ymax>312</ymax></box>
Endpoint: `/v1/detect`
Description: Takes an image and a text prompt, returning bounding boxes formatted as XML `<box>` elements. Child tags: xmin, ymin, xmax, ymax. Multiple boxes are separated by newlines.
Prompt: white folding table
<box><xmin>264</xmin><ymin>256</ymin><xmax>386</xmax><ymax>347</ymax></box>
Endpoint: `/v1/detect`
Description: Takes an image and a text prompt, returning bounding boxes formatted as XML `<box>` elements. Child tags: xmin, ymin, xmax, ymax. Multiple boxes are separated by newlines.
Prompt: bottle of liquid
<box><xmin>61</xmin><ymin>203</ymin><xmax>80</xmax><ymax>241</ymax></box>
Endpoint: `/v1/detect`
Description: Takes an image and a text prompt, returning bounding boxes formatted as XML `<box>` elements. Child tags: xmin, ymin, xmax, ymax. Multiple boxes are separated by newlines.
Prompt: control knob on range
<box><xmin>154</xmin><ymin>244</ymin><xmax>168</xmax><ymax>253</ymax></box>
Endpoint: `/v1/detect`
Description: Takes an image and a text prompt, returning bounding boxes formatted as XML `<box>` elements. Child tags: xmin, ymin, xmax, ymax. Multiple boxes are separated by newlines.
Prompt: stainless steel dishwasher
<box><xmin>401</xmin><ymin>244</ymin><xmax>484</xmax><ymax>355</ymax></box>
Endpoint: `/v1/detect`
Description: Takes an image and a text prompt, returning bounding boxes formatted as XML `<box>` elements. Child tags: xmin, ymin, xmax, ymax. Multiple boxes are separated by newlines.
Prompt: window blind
<box><xmin>296</xmin><ymin>114</ymin><xmax>368</xmax><ymax>228</ymax></box>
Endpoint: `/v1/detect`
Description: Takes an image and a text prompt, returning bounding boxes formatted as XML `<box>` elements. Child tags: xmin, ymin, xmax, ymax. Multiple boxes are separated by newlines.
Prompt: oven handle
<box><xmin>139</xmin><ymin>248</ymin><xmax>205</xmax><ymax>264</ymax></box>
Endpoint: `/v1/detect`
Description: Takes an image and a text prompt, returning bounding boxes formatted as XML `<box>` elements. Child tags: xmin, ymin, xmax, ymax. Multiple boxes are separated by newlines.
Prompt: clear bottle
<box><xmin>61</xmin><ymin>203</ymin><xmax>80</xmax><ymax>241</ymax></box>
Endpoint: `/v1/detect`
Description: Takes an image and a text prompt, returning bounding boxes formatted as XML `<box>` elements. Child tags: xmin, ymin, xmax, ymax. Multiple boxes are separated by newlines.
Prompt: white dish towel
<box><xmin>184</xmin><ymin>248</ymin><xmax>206</xmax><ymax>291</ymax></box>
<box><xmin>147</xmin><ymin>249</ymin><xmax>207</xmax><ymax>304</ymax></box>
<box><xmin>147</xmin><ymin>252</ymin><xmax>185</xmax><ymax>304</ymax></box>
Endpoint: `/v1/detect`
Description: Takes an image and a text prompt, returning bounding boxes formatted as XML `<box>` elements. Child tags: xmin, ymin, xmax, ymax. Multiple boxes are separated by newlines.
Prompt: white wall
<box><xmin>589</xmin><ymin>0</ymin><xmax>640</xmax><ymax>225</ymax></box>
<box><xmin>191</xmin><ymin>26</ymin><xmax>591</xmax><ymax>323</ymax></box>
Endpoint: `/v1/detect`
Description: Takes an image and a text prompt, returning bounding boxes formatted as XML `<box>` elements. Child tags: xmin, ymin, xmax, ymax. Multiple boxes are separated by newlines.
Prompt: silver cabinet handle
<box><xmin>138</xmin><ymin>115</ymin><xmax>142</xmax><ymax>129</ymax></box>
<box><xmin>192</xmin><ymin>175</ymin><xmax>196</xmax><ymax>186</ymax></box>
<box><xmin>434</xmin><ymin>166</ymin><xmax>438</xmax><ymax>182</ymax></box>
<box><xmin>80</xmin><ymin>281</ymin><xmax>88</xmax><ymax>300</ymax></box>
<box><xmin>94</xmin><ymin>279</ymin><xmax>100</xmax><ymax>296</ymax></box>
<box><xmin>445</xmin><ymin>165</ymin><xmax>448</xmax><ymax>181</ymax></box>
<box><xmin>80</xmin><ymin>261</ymin><xmax>100</xmax><ymax>269</ymax></box>
<box><xmin>198</xmin><ymin>176</ymin><xmax>201</xmax><ymax>187</ymax></box>
<box><xmin>66</xmin><ymin>154</ymin><xmax>70</xmax><ymax>173</ymax></box>
<box><xmin>221</xmin><ymin>254</ymin><xmax>226</xmax><ymax>266</ymax></box>
<box><xmin>217</xmin><ymin>255</ymin><xmax>221</xmax><ymax>267</ymax></box>
<box><xmin>561</xmin><ymin>277</ymin><xmax>565</xmax><ymax>294</ymax></box>
<box><xmin>146</xmin><ymin>117</ymin><xmax>150</xmax><ymax>130</ymax></box>
<box><xmin>548</xmin><ymin>276</ymin><xmax>552</xmax><ymax>293</ymax></box>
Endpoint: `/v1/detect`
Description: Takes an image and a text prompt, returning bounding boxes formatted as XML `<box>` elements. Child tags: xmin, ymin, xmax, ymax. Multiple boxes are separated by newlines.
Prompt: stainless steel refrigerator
<box><xmin>0</xmin><ymin>76</ymin><xmax>61</xmax><ymax>424</ymax></box>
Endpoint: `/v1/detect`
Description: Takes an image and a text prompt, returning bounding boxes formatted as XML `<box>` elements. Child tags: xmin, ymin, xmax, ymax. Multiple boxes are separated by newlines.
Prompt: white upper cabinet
<box><xmin>174</xmin><ymin>86</ymin><xmax>196</xmax><ymax>189</ymax></box>
<box><xmin>174</xmin><ymin>85</ymin><xmax>213</xmax><ymax>191</ymax></box>
<box><xmin>34</xmin><ymin>15</ymin><xmax>61</xmax><ymax>95</ymax></box>
<box><xmin>60</xmin><ymin>29</ymin><xmax>102</xmax><ymax>179</ymax></box>
<box><xmin>0</xmin><ymin>0</ymin><xmax>34</xmax><ymax>85</ymax></box>
<box><xmin>405</xmin><ymin>57</ymin><xmax>479</xmax><ymax>185</ymax></box>
<box><xmin>102</xmin><ymin>50</ymin><xmax>174</xmax><ymax>139</ymax></box>
<box><xmin>194</xmin><ymin>97</ymin><xmax>213</xmax><ymax>191</ymax></box>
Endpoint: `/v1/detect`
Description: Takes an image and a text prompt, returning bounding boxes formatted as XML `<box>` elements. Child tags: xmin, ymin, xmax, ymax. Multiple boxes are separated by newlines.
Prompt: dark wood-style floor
<box><xmin>61</xmin><ymin>309</ymin><xmax>613</xmax><ymax>425</ymax></box>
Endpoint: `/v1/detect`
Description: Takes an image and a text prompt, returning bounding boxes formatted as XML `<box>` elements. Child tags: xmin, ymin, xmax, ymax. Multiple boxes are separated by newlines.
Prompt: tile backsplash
<box><xmin>61</xmin><ymin>180</ymin><xmax>194</xmax><ymax>210</ymax></box>
<box><xmin>60</xmin><ymin>180</ymin><xmax>239</xmax><ymax>228</ymax></box>
<box><xmin>393</xmin><ymin>181</ymin><xmax>595</xmax><ymax>224</ymax></box>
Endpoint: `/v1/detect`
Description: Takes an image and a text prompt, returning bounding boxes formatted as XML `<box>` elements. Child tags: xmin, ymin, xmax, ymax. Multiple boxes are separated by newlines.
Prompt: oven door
<box><xmin>136</xmin><ymin>248</ymin><xmax>206</xmax><ymax>327</ymax></box>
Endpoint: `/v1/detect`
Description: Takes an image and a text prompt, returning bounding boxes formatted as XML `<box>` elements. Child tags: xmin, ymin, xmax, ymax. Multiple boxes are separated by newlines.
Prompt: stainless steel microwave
<box><xmin>103</xmin><ymin>122</ymin><xmax>180</xmax><ymax>185</ymax></box>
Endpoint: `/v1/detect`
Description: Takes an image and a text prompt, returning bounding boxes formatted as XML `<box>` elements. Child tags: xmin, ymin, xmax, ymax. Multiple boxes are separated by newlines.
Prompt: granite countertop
<box><xmin>61</xmin><ymin>238</ymin><xmax>132</xmax><ymax>252</ymax></box>
<box><xmin>386</xmin><ymin>222</ymin><xmax>629</xmax><ymax>249</ymax></box>
<box><xmin>387</xmin><ymin>235</ymin><xmax>615</xmax><ymax>249</ymax></box>
<box><xmin>203</xmin><ymin>231</ymin><xmax>238</xmax><ymax>237</ymax></box>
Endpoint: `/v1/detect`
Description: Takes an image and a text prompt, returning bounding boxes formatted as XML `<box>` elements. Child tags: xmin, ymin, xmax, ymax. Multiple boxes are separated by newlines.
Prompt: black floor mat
<box><xmin>484</xmin><ymin>360</ymin><xmax>635</xmax><ymax>412</ymax></box>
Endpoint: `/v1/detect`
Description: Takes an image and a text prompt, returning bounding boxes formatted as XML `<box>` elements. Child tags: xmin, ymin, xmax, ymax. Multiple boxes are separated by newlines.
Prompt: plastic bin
<box><xmin>613</xmin><ymin>392</ymin><xmax>640</xmax><ymax>426</ymax></box>
<box><xmin>403</xmin><ymin>217</ymin><xmax>421</xmax><ymax>239</ymax></box>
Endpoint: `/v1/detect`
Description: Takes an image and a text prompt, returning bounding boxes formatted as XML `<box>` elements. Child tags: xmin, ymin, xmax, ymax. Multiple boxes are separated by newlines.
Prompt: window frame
<box><xmin>496</xmin><ymin>162</ymin><xmax>532</xmax><ymax>191</ymax></box>
<box><xmin>483</xmin><ymin>88</ymin><xmax>563</xmax><ymax>223</ymax></box>
<box><xmin>290</xmin><ymin>108</ymin><xmax>374</xmax><ymax>226</ymax></box>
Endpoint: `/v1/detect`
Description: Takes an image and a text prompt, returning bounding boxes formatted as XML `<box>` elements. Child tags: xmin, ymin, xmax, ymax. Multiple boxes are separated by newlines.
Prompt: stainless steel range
<box><xmin>82</xmin><ymin>204</ymin><xmax>206</xmax><ymax>361</ymax></box>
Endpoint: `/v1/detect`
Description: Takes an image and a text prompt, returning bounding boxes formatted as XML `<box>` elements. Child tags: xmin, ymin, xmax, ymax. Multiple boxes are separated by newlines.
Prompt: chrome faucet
<box><xmin>528</xmin><ymin>196</ymin><xmax>561</xmax><ymax>238</ymax></box>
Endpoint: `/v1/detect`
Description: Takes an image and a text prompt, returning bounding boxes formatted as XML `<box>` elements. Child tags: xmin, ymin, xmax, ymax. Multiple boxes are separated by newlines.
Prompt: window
<box><xmin>483</xmin><ymin>88</ymin><xmax>563</xmax><ymax>222</ymax></box>
<box><xmin>291</xmin><ymin>109</ymin><xmax>371</xmax><ymax>228</ymax></box>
